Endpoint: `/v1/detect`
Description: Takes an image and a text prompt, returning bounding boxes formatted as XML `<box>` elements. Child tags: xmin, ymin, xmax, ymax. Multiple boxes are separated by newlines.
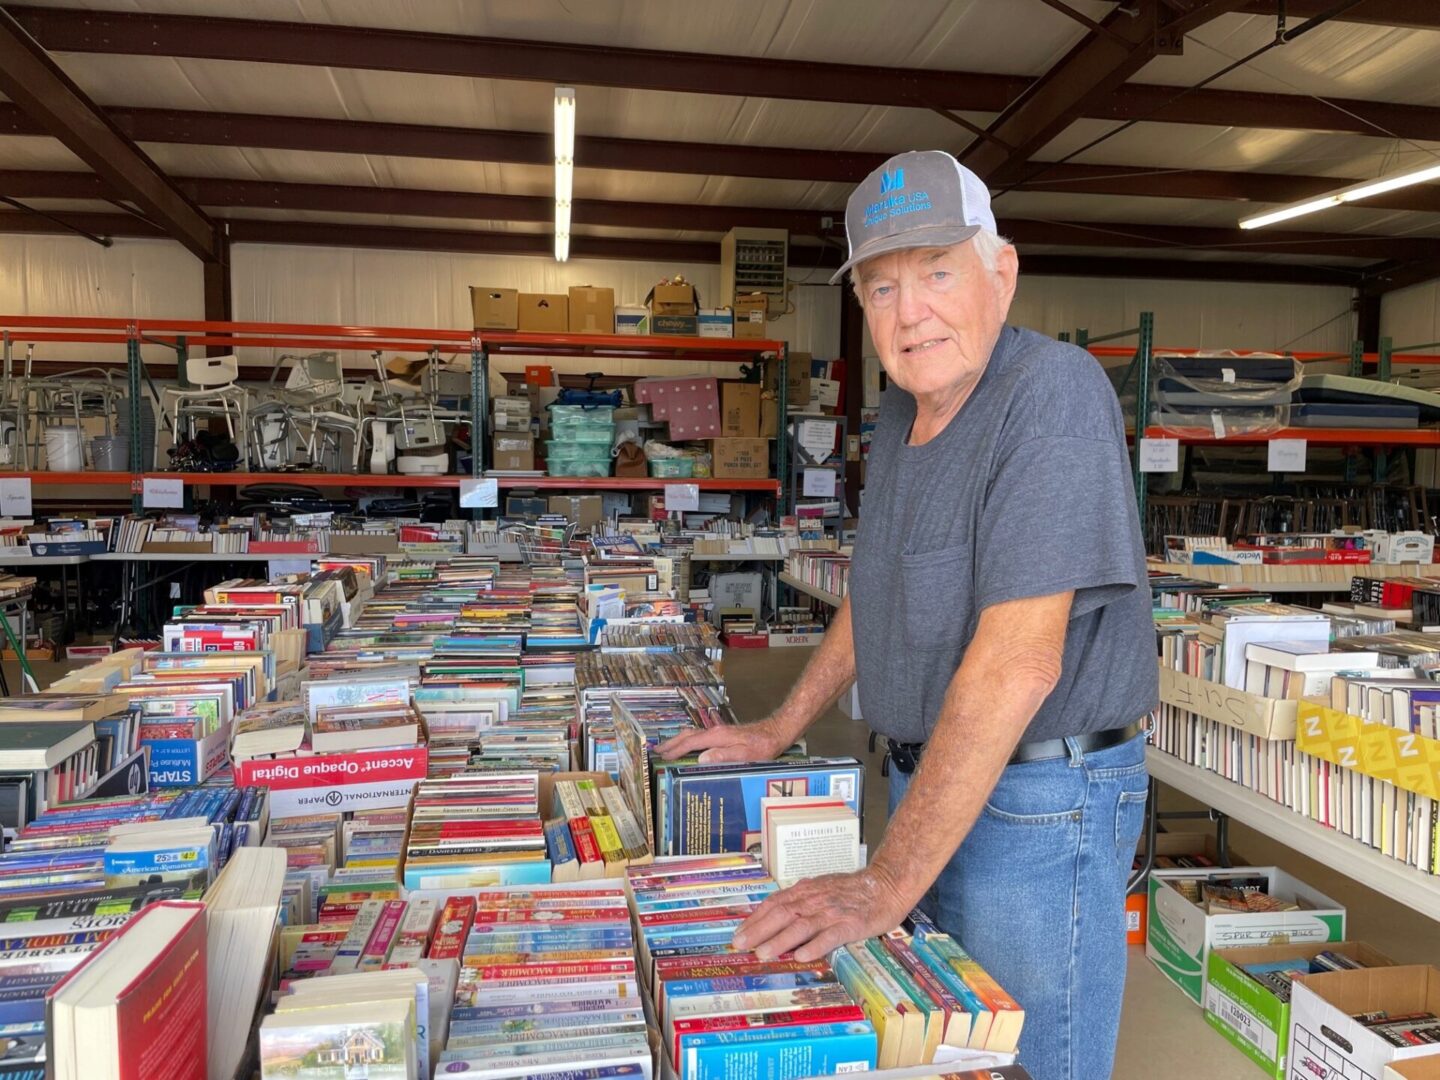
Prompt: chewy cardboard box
<box><xmin>548</xmin><ymin>494</ymin><xmax>603</xmax><ymax>531</ymax></box>
<box><xmin>1147</xmin><ymin>867</ymin><xmax>1345</xmax><ymax>1006</ymax></box>
<box><xmin>493</xmin><ymin>432</ymin><xmax>535</xmax><ymax>472</ymax></box>
<box><xmin>721</xmin><ymin>382</ymin><xmax>761</xmax><ymax>437</ymax></box>
<box><xmin>1291</xmin><ymin>967</ymin><xmax>1440</xmax><ymax>1080</ymax></box>
<box><xmin>471</xmin><ymin>286</ymin><xmax>518</xmax><ymax>330</ymax></box>
<box><xmin>517</xmin><ymin>292</ymin><xmax>569</xmax><ymax>333</ymax></box>
<box><xmin>650</xmin><ymin>282</ymin><xmax>697</xmax><ymax>316</ymax></box>
<box><xmin>1206</xmin><ymin>941</ymin><xmax>1394</xmax><ymax>1080</ymax></box>
<box><xmin>568</xmin><ymin>286</ymin><xmax>615</xmax><ymax>334</ymax></box>
<box><xmin>709</xmin><ymin>438</ymin><xmax>770</xmax><ymax>479</ymax></box>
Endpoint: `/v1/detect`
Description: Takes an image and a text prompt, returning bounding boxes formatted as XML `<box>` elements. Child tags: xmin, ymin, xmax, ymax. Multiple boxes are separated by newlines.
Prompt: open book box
<box><xmin>1205</xmin><ymin>941</ymin><xmax>1395</xmax><ymax>1080</ymax></box>
<box><xmin>1128</xmin><ymin>831</ymin><xmax>1251</xmax><ymax>946</ymax></box>
<box><xmin>1292</xmin><ymin>966</ymin><xmax>1440</xmax><ymax>1080</ymax></box>
<box><xmin>1147</xmin><ymin>867</ymin><xmax>1345</xmax><ymax>1006</ymax></box>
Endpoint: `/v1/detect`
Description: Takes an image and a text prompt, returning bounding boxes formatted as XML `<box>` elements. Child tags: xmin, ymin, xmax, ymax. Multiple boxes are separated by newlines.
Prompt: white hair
<box><xmin>850</xmin><ymin>229</ymin><xmax>1014</xmax><ymax>301</ymax></box>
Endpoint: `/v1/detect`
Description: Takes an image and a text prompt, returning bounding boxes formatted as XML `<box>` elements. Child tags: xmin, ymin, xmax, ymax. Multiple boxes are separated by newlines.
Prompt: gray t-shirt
<box><xmin>850</xmin><ymin>324</ymin><xmax>1158</xmax><ymax>745</ymax></box>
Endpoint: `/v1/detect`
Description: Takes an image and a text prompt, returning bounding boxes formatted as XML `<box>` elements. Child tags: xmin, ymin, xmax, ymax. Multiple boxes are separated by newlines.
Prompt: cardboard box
<box><xmin>547</xmin><ymin>494</ymin><xmax>604</xmax><ymax>531</ymax></box>
<box><xmin>650</xmin><ymin>282</ymin><xmax>697</xmax><ymax>316</ymax></box>
<box><xmin>525</xmin><ymin>364</ymin><xmax>554</xmax><ymax>387</ymax></box>
<box><xmin>812</xmin><ymin>376</ymin><xmax>841</xmax><ymax>413</ymax></box>
<box><xmin>493</xmin><ymin>432</ymin><xmax>535</xmax><ymax>472</ymax></box>
<box><xmin>1388</xmin><ymin>1058</ymin><xmax>1440</xmax><ymax>1080</ymax></box>
<box><xmin>615</xmin><ymin>306</ymin><xmax>648</xmax><ymax>335</ymax></box>
<box><xmin>329</xmin><ymin>532</ymin><xmax>400</xmax><ymax>555</ymax></box>
<box><xmin>1147</xmin><ymin>867</ymin><xmax>1345</xmax><ymax>1006</ymax></box>
<box><xmin>517</xmin><ymin>293</ymin><xmax>569</xmax><ymax>333</ymax></box>
<box><xmin>760</xmin><ymin>395</ymin><xmax>779</xmax><ymax>439</ymax></box>
<box><xmin>537</xmin><ymin>770</ymin><xmax>653</xmax><ymax>878</ymax></box>
<box><xmin>734</xmin><ymin>293</ymin><xmax>768</xmax><ymax>339</ymax></box>
<box><xmin>721</xmin><ymin>382</ymin><xmax>761</xmax><ymax>437</ymax></box>
<box><xmin>235</xmin><ymin>744</ymin><xmax>429</xmax><ymax>819</ymax></box>
<box><xmin>492</xmin><ymin>395</ymin><xmax>533</xmax><ymax>433</ymax></box>
<box><xmin>650</xmin><ymin>314</ymin><xmax>698</xmax><ymax>336</ymax></box>
<box><xmin>708</xmin><ymin>438</ymin><xmax>770</xmax><ymax>479</ymax></box>
<box><xmin>568</xmin><ymin>286</ymin><xmax>616</xmax><ymax>334</ymax></box>
<box><xmin>1205</xmin><ymin>942</ymin><xmax>1395</xmax><ymax>1080</ymax></box>
<box><xmin>1159</xmin><ymin>666</ymin><xmax>1298</xmax><ymax>740</ymax></box>
<box><xmin>767</xmin><ymin>353</ymin><xmax>814</xmax><ymax>407</ymax></box>
<box><xmin>470</xmin><ymin>286</ymin><xmax>518</xmax><ymax>330</ymax></box>
<box><xmin>505</xmin><ymin>495</ymin><xmax>547</xmax><ymax>520</ymax></box>
<box><xmin>1291</xmin><ymin>967</ymin><xmax>1440</xmax><ymax>1080</ymax></box>
<box><xmin>1129</xmin><ymin>831</ymin><xmax>1248</xmax><ymax>946</ymax></box>
<box><xmin>145</xmin><ymin>722</ymin><xmax>232</xmax><ymax>788</ymax></box>
<box><xmin>697</xmin><ymin>309</ymin><xmax>734</xmax><ymax>338</ymax></box>
<box><xmin>769</xmin><ymin>628</ymin><xmax>823</xmax><ymax>647</ymax></box>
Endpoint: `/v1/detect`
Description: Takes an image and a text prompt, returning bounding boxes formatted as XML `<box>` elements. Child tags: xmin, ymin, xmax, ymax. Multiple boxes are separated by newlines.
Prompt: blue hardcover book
<box><xmin>543</xmin><ymin>817</ymin><xmax>577</xmax><ymax>870</ymax></box>
<box><xmin>676</xmin><ymin>1020</ymin><xmax>877</xmax><ymax>1080</ymax></box>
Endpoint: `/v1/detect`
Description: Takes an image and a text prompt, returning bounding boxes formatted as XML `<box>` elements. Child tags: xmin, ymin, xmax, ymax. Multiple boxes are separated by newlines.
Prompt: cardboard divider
<box><xmin>1298</xmin><ymin>702</ymin><xmax>1440</xmax><ymax>799</ymax></box>
<box><xmin>1159</xmin><ymin>666</ymin><xmax>1298</xmax><ymax>740</ymax></box>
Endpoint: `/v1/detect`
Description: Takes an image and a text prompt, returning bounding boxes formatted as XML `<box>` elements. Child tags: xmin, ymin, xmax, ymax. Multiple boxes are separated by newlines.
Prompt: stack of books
<box><xmin>401</xmin><ymin>773</ymin><xmax>550</xmax><ymax>890</ymax></box>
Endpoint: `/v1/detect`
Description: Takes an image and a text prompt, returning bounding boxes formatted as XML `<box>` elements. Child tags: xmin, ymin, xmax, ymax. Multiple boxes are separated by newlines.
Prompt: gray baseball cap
<box><xmin>829</xmin><ymin>149</ymin><xmax>998</xmax><ymax>285</ymax></box>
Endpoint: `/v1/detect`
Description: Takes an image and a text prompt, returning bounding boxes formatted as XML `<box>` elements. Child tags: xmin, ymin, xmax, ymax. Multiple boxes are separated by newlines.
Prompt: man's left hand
<box><xmin>732</xmin><ymin>866</ymin><xmax>911</xmax><ymax>963</ymax></box>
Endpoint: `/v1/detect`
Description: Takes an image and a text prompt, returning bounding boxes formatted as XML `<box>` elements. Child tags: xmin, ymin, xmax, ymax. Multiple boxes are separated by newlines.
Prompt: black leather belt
<box><xmin>885</xmin><ymin>718</ymin><xmax>1146</xmax><ymax>776</ymax></box>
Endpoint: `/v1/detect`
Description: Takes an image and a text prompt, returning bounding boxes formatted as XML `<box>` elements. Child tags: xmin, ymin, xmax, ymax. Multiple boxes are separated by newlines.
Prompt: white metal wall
<box><xmin>1380</xmin><ymin>280</ymin><xmax>1440</xmax><ymax>350</ymax></box>
<box><xmin>0</xmin><ymin>234</ymin><xmax>1373</xmax><ymax>367</ymax></box>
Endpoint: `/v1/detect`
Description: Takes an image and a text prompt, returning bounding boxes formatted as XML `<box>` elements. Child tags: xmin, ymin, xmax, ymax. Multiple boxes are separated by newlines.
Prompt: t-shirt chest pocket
<box><xmin>898</xmin><ymin>543</ymin><xmax>975</xmax><ymax>651</ymax></box>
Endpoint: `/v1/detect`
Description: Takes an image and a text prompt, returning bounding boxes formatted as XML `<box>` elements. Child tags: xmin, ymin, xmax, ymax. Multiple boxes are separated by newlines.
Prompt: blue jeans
<box><xmin>887</xmin><ymin>733</ymin><xmax>1147</xmax><ymax>1080</ymax></box>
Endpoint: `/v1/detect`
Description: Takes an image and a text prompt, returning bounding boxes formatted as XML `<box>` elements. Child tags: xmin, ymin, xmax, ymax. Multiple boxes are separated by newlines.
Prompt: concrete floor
<box><xmin>722</xmin><ymin>646</ymin><xmax>1440</xmax><ymax>1080</ymax></box>
<box><xmin>13</xmin><ymin>644</ymin><xmax>1438</xmax><ymax>1080</ymax></box>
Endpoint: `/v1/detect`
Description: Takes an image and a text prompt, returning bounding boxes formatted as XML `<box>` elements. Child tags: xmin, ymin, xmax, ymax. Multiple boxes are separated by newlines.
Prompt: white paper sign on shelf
<box><xmin>802</xmin><ymin>468</ymin><xmax>837</xmax><ymax>497</ymax></box>
<box><xmin>141</xmin><ymin>477</ymin><xmax>185</xmax><ymax>509</ymax></box>
<box><xmin>458</xmin><ymin>477</ymin><xmax>499</xmax><ymax>509</ymax></box>
<box><xmin>663</xmin><ymin>484</ymin><xmax>701</xmax><ymax>512</ymax></box>
<box><xmin>1138</xmin><ymin>437</ymin><xmax>1180</xmax><ymax>473</ymax></box>
<box><xmin>0</xmin><ymin>477</ymin><xmax>32</xmax><ymax>517</ymax></box>
<box><xmin>797</xmin><ymin>419</ymin><xmax>837</xmax><ymax>462</ymax></box>
<box><xmin>1267</xmin><ymin>438</ymin><xmax>1307</xmax><ymax>473</ymax></box>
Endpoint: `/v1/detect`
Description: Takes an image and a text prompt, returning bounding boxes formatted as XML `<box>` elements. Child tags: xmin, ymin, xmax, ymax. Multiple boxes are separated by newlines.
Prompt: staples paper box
<box><xmin>1290</xmin><ymin>967</ymin><xmax>1440</xmax><ymax>1080</ymax></box>
<box><xmin>235</xmin><ymin>746</ymin><xmax>429</xmax><ymax>819</ymax></box>
<box><xmin>145</xmin><ymin>722</ymin><xmax>232</xmax><ymax>788</ymax></box>
<box><xmin>1147</xmin><ymin>867</ymin><xmax>1345</xmax><ymax>1005</ymax></box>
<box><xmin>697</xmin><ymin>309</ymin><xmax>733</xmax><ymax>338</ymax></box>
<box><xmin>1206</xmin><ymin>942</ymin><xmax>1394</xmax><ymax>1080</ymax></box>
<box><xmin>517</xmin><ymin>292</ymin><xmax>569</xmax><ymax>333</ymax></box>
<box><xmin>470</xmin><ymin>286</ymin><xmax>518</xmax><ymax>330</ymax></box>
<box><xmin>616</xmin><ymin>306</ymin><xmax>649</xmax><ymax>335</ymax></box>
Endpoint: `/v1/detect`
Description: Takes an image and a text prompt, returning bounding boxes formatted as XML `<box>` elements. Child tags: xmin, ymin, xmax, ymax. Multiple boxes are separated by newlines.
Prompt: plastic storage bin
<box><xmin>546</xmin><ymin>440</ymin><xmax>613</xmax><ymax>477</ymax></box>
<box><xmin>550</xmin><ymin>405</ymin><xmax>616</xmax><ymax>443</ymax></box>
<box><xmin>649</xmin><ymin>457</ymin><xmax>695</xmax><ymax>479</ymax></box>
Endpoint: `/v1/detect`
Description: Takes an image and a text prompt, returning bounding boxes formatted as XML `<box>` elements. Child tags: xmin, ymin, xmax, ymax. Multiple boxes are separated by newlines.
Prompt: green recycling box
<box><xmin>1146</xmin><ymin>867</ymin><xmax>1346</xmax><ymax>1006</ymax></box>
<box><xmin>1204</xmin><ymin>941</ymin><xmax>1394</xmax><ymax>1080</ymax></box>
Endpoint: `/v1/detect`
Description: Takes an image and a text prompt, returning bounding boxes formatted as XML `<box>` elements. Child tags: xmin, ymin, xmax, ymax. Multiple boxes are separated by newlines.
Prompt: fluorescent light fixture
<box><xmin>554</xmin><ymin>86</ymin><xmax>575</xmax><ymax>262</ymax></box>
<box><xmin>1240</xmin><ymin>158</ymin><xmax>1440</xmax><ymax>229</ymax></box>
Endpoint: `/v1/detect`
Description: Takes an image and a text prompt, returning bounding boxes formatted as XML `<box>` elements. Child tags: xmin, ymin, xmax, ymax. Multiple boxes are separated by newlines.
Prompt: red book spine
<box><xmin>358</xmin><ymin>900</ymin><xmax>407</xmax><ymax>970</ymax></box>
<box><xmin>670</xmin><ymin>1003</ymin><xmax>866</xmax><ymax>1060</ymax></box>
<box><xmin>427</xmin><ymin>896</ymin><xmax>476</xmax><ymax>961</ymax></box>
<box><xmin>568</xmin><ymin>816</ymin><xmax>603</xmax><ymax>864</ymax></box>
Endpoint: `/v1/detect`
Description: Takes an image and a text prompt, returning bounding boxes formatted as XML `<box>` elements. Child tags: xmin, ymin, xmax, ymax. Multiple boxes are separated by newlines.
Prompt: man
<box><xmin>659</xmin><ymin>150</ymin><xmax>1157</xmax><ymax>1080</ymax></box>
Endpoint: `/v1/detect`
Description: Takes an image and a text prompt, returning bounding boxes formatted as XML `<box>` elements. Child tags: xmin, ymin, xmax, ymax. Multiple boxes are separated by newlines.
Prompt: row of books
<box><xmin>785</xmin><ymin>549</ymin><xmax>851</xmax><ymax>600</ymax></box>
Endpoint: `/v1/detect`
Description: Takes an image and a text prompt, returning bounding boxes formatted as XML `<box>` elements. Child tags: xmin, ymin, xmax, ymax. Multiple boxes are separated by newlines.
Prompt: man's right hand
<box><xmin>656</xmin><ymin>717</ymin><xmax>793</xmax><ymax>764</ymax></box>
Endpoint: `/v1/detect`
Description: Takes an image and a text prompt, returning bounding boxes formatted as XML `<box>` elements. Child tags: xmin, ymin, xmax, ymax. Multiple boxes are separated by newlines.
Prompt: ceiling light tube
<box><xmin>554</xmin><ymin>86</ymin><xmax>575</xmax><ymax>263</ymax></box>
<box><xmin>1240</xmin><ymin>157</ymin><xmax>1440</xmax><ymax>229</ymax></box>
<box><xmin>1239</xmin><ymin>195</ymin><xmax>1342</xmax><ymax>230</ymax></box>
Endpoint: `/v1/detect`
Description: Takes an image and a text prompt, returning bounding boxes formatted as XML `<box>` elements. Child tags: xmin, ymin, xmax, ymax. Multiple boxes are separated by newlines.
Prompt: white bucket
<box><xmin>44</xmin><ymin>426</ymin><xmax>84</xmax><ymax>471</ymax></box>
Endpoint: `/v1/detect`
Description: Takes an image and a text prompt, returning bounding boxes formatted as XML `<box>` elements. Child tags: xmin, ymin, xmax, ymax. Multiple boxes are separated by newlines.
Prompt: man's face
<box><xmin>856</xmin><ymin>241</ymin><xmax>1017</xmax><ymax>400</ymax></box>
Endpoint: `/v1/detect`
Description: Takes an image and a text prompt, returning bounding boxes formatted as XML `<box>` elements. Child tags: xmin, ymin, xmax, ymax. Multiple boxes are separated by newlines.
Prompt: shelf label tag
<box><xmin>459</xmin><ymin>477</ymin><xmax>499</xmax><ymax>509</ymax></box>
<box><xmin>803</xmin><ymin>468</ymin><xmax>837</xmax><ymax>497</ymax></box>
<box><xmin>1138</xmin><ymin>437</ymin><xmax>1179</xmax><ymax>473</ymax></box>
<box><xmin>1267</xmin><ymin>438</ymin><xmax>1307</xmax><ymax>473</ymax></box>
<box><xmin>0</xmin><ymin>477</ymin><xmax>32</xmax><ymax>517</ymax></box>
<box><xmin>142</xmin><ymin>477</ymin><xmax>185</xmax><ymax>509</ymax></box>
<box><xmin>664</xmin><ymin>484</ymin><xmax>700</xmax><ymax>512</ymax></box>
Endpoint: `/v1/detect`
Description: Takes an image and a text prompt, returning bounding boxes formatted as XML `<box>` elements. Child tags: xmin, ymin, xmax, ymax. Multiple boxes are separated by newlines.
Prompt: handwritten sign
<box><xmin>1138</xmin><ymin>438</ymin><xmax>1179</xmax><ymax>473</ymax></box>
<box><xmin>0</xmin><ymin>477</ymin><xmax>32</xmax><ymax>517</ymax></box>
<box><xmin>1267</xmin><ymin>438</ymin><xmax>1307</xmax><ymax>473</ymax></box>
<box><xmin>459</xmin><ymin>477</ymin><xmax>499</xmax><ymax>509</ymax></box>
<box><xmin>802</xmin><ymin>468</ymin><xmax>837</xmax><ymax>497</ymax></box>
<box><xmin>663</xmin><ymin>484</ymin><xmax>700</xmax><ymax>512</ymax></box>
<box><xmin>1159</xmin><ymin>667</ymin><xmax>1295</xmax><ymax>739</ymax></box>
<box><xmin>142</xmin><ymin>477</ymin><xmax>185</xmax><ymax>509</ymax></box>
